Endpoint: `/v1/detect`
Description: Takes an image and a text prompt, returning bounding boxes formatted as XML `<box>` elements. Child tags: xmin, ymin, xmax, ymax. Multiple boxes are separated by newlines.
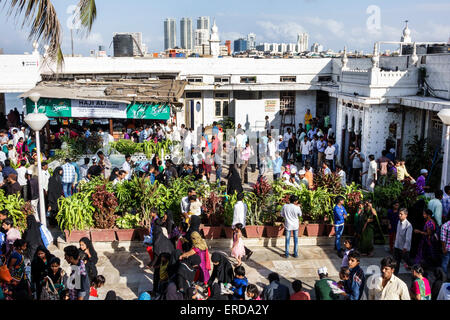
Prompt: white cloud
<box><xmin>303</xmin><ymin>17</ymin><xmax>345</xmax><ymax>38</ymax></box>
<box><xmin>256</xmin><ymin>21</ymin><xmax>306</xmax><ymax>43</ymax></box>
<box><xmin>221</xmin><ymin>31</ymin><xmax>245</xmax><ymax>41</ymax></box>
<box><xmin>77</xmin><ymin>32</ymin><xmax>104</xmax><ymax>46</ymax></box>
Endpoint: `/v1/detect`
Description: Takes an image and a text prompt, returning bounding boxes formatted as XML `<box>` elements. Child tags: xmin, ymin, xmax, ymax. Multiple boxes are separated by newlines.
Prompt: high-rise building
<box><xmin>180</xmin><ymin>18</ymin><xmax>193</xmax><ymax>50</ymax></box>
<box><xmin>297</xmin><ymin>33</ymin><xmax>309</xmax><ymax>52</ymax></box>
<box><xmin>247</xmin><ymin>33</ymin><xmax>256</xmax><ymax>50</ymax></box>
<box><xmin>164</xmin><ymin>18</ymin><xmax>177</xmax><ymax>50</ymax></box>
<box><xmin>113</xmin><ymin>32</ymin><xmax>143</xmax><ymax>57</ymax></box>
<box><xmin>234</xmin><ymin>38</ymin><xmax>248</xmax><ymax>53</ymax></box>
<box><xmin>310</xmin><ymin>42</ymin><xmax>323</xmax><ymax>53</ymax></box>
<box><xmin>195</xmin><ymin>29</ymin><xmax>209</xmax><ymax>46</ymax></box>
<box><xmin>197</xmin><ymin>16</ymin><xmax>210</xmax><ymax>30</ymax></box>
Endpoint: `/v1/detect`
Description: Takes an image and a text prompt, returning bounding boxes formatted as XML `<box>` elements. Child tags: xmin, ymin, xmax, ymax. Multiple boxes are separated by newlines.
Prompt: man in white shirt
<box><xmin>365</xmin><ymin>256</ymin><xmax>410</xmax><ymax>300</ymax></box>
<box><xmin>16</xmin><ymin>160</ymin><xmax>28</xmax><ymax>201</ymax></box>
<box><xmin>283</xmin><ymin>128</ymin><xmax>293</xmax><ymax>144</ymax></box>
<box><xmin>183</xmin><ymin>129</ymin><xmax>193</xmax><ymax>162</ymax></box>
<box><xmin>393</xmin><ymin>208</ymin><xmax>412</xmax><ymax>275</ymax></box>
<box><xmin>336</xmin><ymin>164</ymin><xmax>346</xmax><ymax>187</ymax></box>
<box><xmin>41</xmin><ymin>162</ymin><xmax>50</xmax><ymax>196</ymax></box>
<box><xmin>79</xmin><ymin>158</ymin><xmax>90</xmax><ymax>182</ymax></box>
<box><xmin>281</xmin><ymin>195</ymin><xmax>302</xmax><ymax>259</ymax></box>
<box><xmin>0</xmin><ymin>149</ymin><xmax>6</xmax><ymax>163</ymax></box>
<box><xmin>232</xmin><ymin>192</ymin><xmax>253</xmax><ymax>261</ymax></box>
<box><xmin>350</xmin><ymin>147</ymin><xmax>365</xmax><ymax>184</ymax></box>
<box><xmin>300</xmin><ymin>136</ymin><xmax>312</xmax><ymax>167</ymax></box>
<box><xmin>235</xmin><ymin>129</ymin><xmax>247</xmax><ymax>150</ymax></box>
<box><xmin>12</xmin><ymin>129</ymin><xmax>19</xmax><ymax>147</ymax></box>
<box><xmin>362</xmin><ymin>155</ymin><xmax>377</xmax><ymax>192</ymax></box>
<box><xmin>180</xmin><ymin>188</ymin><xmax>196</xmax><ymax>222</ymax></box>
<box><xmin>324</xmin><ymin>141</ymin><xmax>336</xmax><ymax>170</ymax></box>
<box><xmin>121</xmin><ymin>154</ymin><xmax>133</xmax><ymax>180</ymax></box>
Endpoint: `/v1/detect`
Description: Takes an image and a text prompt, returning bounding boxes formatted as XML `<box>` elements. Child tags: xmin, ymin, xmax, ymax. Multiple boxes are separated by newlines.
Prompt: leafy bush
<box><xmin>0</xmin><ymin>191</ymin><xmax>28</xmax><ymax>232</ymax></box>
<box><xmin>116</xmin><ymin>213</ymin><xmax>141</xmax><ymax>229</ymax></box>
<box><xmin>91</xmin><ymin>185</ymin><xmax>119</xmax><ymax>229</ymax></box>
<box><xmin>56</xmin><ymin>193</ymin><xmax>95</xmax><ymax>232</ymax></box>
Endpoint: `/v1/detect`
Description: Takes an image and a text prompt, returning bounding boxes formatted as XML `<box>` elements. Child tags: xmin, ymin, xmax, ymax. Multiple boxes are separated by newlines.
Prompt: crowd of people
<box><xmin>1</xmin><ymin>109</ymin><xmax>450</xmax><ymax>301</ymax></box>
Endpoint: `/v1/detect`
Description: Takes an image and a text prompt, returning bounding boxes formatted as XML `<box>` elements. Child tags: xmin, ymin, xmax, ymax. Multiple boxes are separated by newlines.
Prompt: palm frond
<box><xmin>78</xmin><ymin>0</ymin><xmax>96</xmax><ymax>34</ymax></box>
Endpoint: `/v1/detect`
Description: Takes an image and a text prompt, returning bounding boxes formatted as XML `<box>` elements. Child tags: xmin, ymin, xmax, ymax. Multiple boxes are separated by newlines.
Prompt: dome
<box><xmin>401</xmin><ymin>20</ymin><xmax>412</xmax><ymax>43</ymax></box>
<box><xmin>403</xmin><ymin>26</ymin><xmax>411</xmax><ymax>38</ymax></box>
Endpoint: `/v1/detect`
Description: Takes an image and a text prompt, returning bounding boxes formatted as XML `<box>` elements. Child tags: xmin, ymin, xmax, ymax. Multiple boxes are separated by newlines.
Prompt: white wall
<box><xmin>0</xmin><ymin>53</ymin><xmax>41</xmax><ymax>92</ymax></box>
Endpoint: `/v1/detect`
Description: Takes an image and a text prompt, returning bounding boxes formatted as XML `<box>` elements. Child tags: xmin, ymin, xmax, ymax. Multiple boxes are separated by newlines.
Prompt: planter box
<box><xmin>326</xmin><ymin>225</ymin><xmax>335</xmax><ymax>237</ymax></box>
<box><xmin>64</xmin><ymin>230</ymin><xmax>91</xmax><ymax>243</ymax></box>
<box><xmin>245</xmin><ymin>226</ymin><xmax>264</xmax><ymax>238</ymax></box>
<box><xmin>90</xmin><ymin>229</ymin><xmax>117</xmax><ymax>242</ymax></box>
<box><xmin>223</xmin><ymin>227</ymin><xmax>234</xmax><ymax>239</ymax></box>
<box><xmin>305</xmin><ymin>223</ymin><xmax>325</xmax><ymax>237</ymax></box>
<box><xmin>115</xmin><ymin>229</ymin><xmax>139</xmax><ymax>241</ymax></box>
<box><xmin>298</xmin><ymin>223</ymin><xmax>306</xmax><ymax>237</ymax></box>
<box><xmin>265</xmin><ymin>225</ymin><xmax>285</xmax><ymax>238</ymax></box>
<box><xmin>201</xmin><ymin>226</ymin><xmax>223</xmax><ymax>240</ymax></box>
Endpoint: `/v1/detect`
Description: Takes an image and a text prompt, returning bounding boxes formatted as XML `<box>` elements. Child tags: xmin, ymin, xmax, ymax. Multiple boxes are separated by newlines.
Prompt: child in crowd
<box><xmin>231</xmin><ymin>223</ymin><xmax>245</xmax><ymax>267</ymax></box>
<box><xmin>231</xmin><ymin>265</ymin><xmax>248</xmax><ymax>300</ymax></box>
<box><xmin>188</xmin><ymin>195</ymin><xmax>202</xmax><ymax>219</ymax></box>
<box><xmin>338</xmin><ymin>266</ymin><xmax>351</xmax><ymax>298</ymax></box>
<box><xmin>341</xmin><ymin>238</ymin><xmax>355</xmax><ymax>268</ymax></box>
<box><xmin>290</xmin><ymin>280</ymin><xmax>311</xmax><ymax>300</ymax></box>
<box><xmin>89</xmin><ymin>275</ymin><xmax>106</xmax><ymax>300</ymax></box>
<box><xmin>246</xmin><ymin>284</ymin><xmax>261</xmax><ymax>300</ymax></box>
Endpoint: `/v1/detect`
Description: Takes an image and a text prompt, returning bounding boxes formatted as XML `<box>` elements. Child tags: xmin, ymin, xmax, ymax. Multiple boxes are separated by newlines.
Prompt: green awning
<box><xmin>26</xmin><ymin>98</ymin><xmax>171</xmax><ymax>120</ymax></box>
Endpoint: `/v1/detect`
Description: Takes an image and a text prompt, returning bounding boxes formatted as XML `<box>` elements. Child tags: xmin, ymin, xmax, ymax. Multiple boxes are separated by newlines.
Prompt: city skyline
<box><xmin>0</xmin><ymin>0</ymin><xmax>449</xmax><ymax>56</ymax></box>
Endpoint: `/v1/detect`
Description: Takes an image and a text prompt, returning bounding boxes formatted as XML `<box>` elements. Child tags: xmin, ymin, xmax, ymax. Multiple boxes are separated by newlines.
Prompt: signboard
<box><xmin>265</xmin><ymin>100</ymin><xmax>277</xmax><ymax>112</ymax></box>
<box><xmin>26</xmin><ymin>98</ymin><xmax>171</xmax><ymax>120</ymax></box>
<box><xmin>72</xmin><ymin>100</ymin><xmax>128</xmax><ymax>119</ymax></box>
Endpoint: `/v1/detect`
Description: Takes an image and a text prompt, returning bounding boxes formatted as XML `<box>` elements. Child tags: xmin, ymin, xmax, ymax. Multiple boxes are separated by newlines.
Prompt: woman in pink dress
<box><xmin>179</xmin><ymin>231</ymin><xmax>211</xmax><ymax>284</ymax></box>
<box><xmin>231</xmin><ymin>223</ymin><xmax>245</xmax><ymax>266</ymax></box>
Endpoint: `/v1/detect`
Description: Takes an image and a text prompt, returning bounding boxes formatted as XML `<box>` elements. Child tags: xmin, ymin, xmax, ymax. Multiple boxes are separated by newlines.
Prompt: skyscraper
<box><xmin>164</xmin><ymin>18</ymin><xmax>177</xmax><ymax>50</ymax></box>
<box><xmin>234</xmin><ymin>38</ymin><xmax>248</xmax><ymax>53</ymax></box>
<box><xmin>247</xmin><ymin>33</ymin><xmax>256</xmax><ymax>50</ymax></box>
<box><xmin>195</xmin><ymin>29</ymin><xmax>209</xmax><ymax>46</ymax></box>
<box><xmin>297</xmin><ymin>33</ymin><xmax>309</xmax><ymax>52</ymax></box>
<box><xmin>180</xmin><ymin>18</ymin><xmax>193</xmax><ymax>50</ymax></box>
<box><xmin>197</xmin><ymin>16</ymin><xmax>210</xmax><ymax>30</ymax></box>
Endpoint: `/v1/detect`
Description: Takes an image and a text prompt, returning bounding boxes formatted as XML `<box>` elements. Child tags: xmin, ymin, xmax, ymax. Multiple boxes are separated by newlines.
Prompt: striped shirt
<box><xmin>441</xmin><ymin>221</ymin><xmax>450</xmax><ymax>252</ymax></box>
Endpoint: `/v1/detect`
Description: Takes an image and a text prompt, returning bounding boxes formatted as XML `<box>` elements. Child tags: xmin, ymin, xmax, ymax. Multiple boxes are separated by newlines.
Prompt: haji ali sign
<box><xmin>25</xmin><ymin>98</ymin><xmax>171</xmax><ymax>120</ymax></box>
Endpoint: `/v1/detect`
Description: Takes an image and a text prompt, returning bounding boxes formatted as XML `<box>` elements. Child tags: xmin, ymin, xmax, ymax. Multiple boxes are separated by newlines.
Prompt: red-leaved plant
<box><xmin>92</xmin><ymin>185</ymin><xmax>119</xmax><ymax>229</ymax></box>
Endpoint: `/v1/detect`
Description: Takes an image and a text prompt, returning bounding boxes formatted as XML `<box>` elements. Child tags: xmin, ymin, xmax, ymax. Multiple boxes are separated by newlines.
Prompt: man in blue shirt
<box><xmin>333</xmin><ymin>196</ymin><xmax>347</xmax><ymax>258</ymax></box>
<box><xmin>2</xmin><ymin>159</ymin><xmax>17</xmax><ymax>180</ymax></box>
<box><xmin>273</xmin><ymin>152</ymin><xmax>283</xmax><ymax>181</ymax></box>
<box><xmin>316</xmin><ymin>136</ymin><xmax>326</xmax><ymax>168</ymax></box>
<box><xmin>343</xmin><ymin>251</ymin><xmax>365</xmax><ymax>300</ymax></box>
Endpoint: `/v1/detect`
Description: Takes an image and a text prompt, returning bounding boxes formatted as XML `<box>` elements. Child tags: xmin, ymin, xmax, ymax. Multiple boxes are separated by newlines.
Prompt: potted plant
<box><xmin>201</xmin><ymin>192</ymin><xmax>225</xmax><ymax>240</ymax></box>
<box><xmin>115</xmin><ymin>213</ymin><xmax>141</xmax><ymax>241</ymax></box>
<box><xmin>90</xmin><ymin>185</ymin><xmax>119</xmax><ymax>242</ymax></box>
<box><xmin>56</xmin><ymin>193</ymin><xmax>95</xmax><ymax>242</ymax></box>
<box><xmin>265</xmin><ymin>221</ymin><xmax>285</xmax><ymax>238</ymax></box>
<box><xmin>244</xmin><ymin>193</ymin><xmax>265</xmax><ymax>238</ymax></box>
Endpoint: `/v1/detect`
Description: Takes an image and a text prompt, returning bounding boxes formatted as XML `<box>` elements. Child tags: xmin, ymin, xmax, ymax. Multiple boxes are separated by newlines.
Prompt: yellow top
<box><xmin>305</xmin><ymin>113</ymin><xmax>312</xmax><ymax>125</ymax></box>
<box><xmin>396</xmin><ymin>165</ymin><xmax>410</xmax><ymax>181</ymax></box>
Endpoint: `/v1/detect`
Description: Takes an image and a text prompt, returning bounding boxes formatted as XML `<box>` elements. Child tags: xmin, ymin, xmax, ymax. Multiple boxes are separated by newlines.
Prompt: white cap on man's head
<box><xmin>318</xmin><ymin>267</ymin><xmax>328</xmax><ymax>275</ymax></box>
<box><xmin>299</xmin><ymin>169</ymin><xmax>306</xmax><ymax>175</ymax></box>
<box><xmin>420</xmin><ymin>169</ymin><xmax>428</xmax><ymax>174</ymax></box>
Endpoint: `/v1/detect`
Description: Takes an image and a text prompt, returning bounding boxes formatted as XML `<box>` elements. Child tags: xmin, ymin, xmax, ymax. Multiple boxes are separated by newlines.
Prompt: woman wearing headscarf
<box><xmin>79</xmin><ymin>237</ymin><xmax>98</xmax><ymax>282</ymax></box>
<box><xmin>185</xmin><ymin>215</ymin><xmax>201</xmax><ymax>244</ymax></box>
<box><xmin>31</xmin><ymin>245</ymin><xmax>55</xmax><ymax>300</ymax></box>
<box><xmin>152</xmin><ymin>220</ymin><xmax>175</xmax><ymax>295</ymax></box>
<box><xmin>227</xmin><ymin>165</ymin><xmax>243</xmax><ymax>197</ymax></box>
<box><xmin>47</xmin><ymin>167</ymin><xmax>63</xmax><ymax>226</ymax></box>
<box><xmin>162</xmin><ymin>210</ymin><xmax>179</xmax><ymax>245</ymax></box>
<box><xmin>207</xmin><ymin>252</ymin><xmax>234</xmax><ymax>288</ymax></box>
<box><xmin>179</xmin><ymin>231</ymin><xmax>211</xmax><ymax>284</ymax></box>
<box><xmin>176</xmin><ymin>255</ymin><xmax>201</xmax><ymax>299</ymax></box>
<box><xmin>23</xmin><ymin>215</ymin><xmax>44</xmax><ymax>260</ymax></box>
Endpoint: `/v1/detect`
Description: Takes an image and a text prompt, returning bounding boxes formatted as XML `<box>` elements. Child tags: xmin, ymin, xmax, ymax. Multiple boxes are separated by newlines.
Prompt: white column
<box><xmin>442</xmin><ymin>125</ymin><xmax>450</xmax><ymax>189</ymax></box>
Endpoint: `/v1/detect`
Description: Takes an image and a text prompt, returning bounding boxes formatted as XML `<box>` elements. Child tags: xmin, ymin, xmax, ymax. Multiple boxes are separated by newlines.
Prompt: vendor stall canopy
<box><xmin>20</xmin><ymin>77</ymin><xmax>187</xmax><ymax>120</ymax></box>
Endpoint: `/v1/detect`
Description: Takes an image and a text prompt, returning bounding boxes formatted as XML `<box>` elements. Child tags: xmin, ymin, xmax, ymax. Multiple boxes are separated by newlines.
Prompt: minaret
<box><xmin>371</xmin><ymin>43</ymin><xmax>380</xmax><ymax>69</ymax></box>
<box><xmin>401</xmin><ymin>20</ymin><xmax>412</xmax><ymax>43</ymax></box>
<box><xmin>209</xmin><ymin>20</ymin><xmax>220</xmax><ymax>58</ymax></box>
<box><xmin>342</xmin><ymin>46</ymin><xmax>348</xmax><ymax>70</ymax></box>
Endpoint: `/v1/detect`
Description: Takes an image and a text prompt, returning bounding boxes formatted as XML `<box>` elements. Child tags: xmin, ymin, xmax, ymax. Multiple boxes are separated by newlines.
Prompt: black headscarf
<box><xmin>168</xmin><ymin>249</ymin><xmax>183</xmax><ymax>280</ymax></box>
<box><xmin>185</xmin><ymin>215</ymin><xmax>201</xmax><ymax>243</ymax></box>
<box><xmin>227</xmin><ymin>165</ymin><xmax>243</xmax><ymax>196</ymax></box>
<box><xmin>80</xmin><ymin>237</ymin><xmax>98</xmax><ymax>281</ymax></box>
<box><xmin>153</xmin><ymin>221</ymin><xmax>175</xmax><ymax>256</ymax></box>
<box><xmin>23</xmin><ymin>215</ymin><xmax>44</xmax><ymax>257</ymax></box>
<box><xmin>176</xmin><ymin>255</ymin><xmax>201</xmax><ymax>294</ymax></box>
<box><xmin>48</xmin><ymin>167</ymin><xmax>63</xmax><ymax>212</ymax></box>
<box><xmin>163</xmin><ymin>210</ymin><xmax>175</xmax><ymax>237</ymax></box>
<box><xmin>105</xmin><ymin>291</ymin><xmax>117</xmax><ymax>300</ymax></box>
<box><xmin>208</xmin><ymin>252</ymin><xmax>234</xmax><ymax>287</ymax></box>
<box><xmin>31</xmin><ymin>245</ymin><xmax>55</xmax><ymax>285</ymax></box>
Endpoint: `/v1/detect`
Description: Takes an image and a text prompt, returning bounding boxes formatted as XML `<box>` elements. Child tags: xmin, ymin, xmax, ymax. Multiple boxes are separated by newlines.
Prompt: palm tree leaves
<box><xmin>1</xmin><ymin>0</ymin><xmax>97</xmax><ymax>68</ymax></box>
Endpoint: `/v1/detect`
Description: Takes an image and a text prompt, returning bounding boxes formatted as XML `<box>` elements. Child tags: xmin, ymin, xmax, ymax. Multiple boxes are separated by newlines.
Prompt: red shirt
<box><xmin>290</xmin><ymin>291</ymin><xmax>311</xmax><ymax>300</ymax></box>
<box><xmin>89</xmin><ymin>287</ymin><xmax>98</xmax><ymax>298</ymax></box>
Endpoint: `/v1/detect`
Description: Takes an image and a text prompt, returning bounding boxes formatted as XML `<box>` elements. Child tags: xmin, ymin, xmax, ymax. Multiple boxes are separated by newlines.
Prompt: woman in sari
<box><xmin>358</xmin><ymin>200</ymin><xmax>377</xmax><ymax>257</ymax></box>
<box><xmin>414</xmin><ymin>209</ymin><xmax>439</xmax><ymax>267</ymax></box>
<box><xmin>43</xmin><ymin>257</ymin><xmax>67</xmax><ymax>300</ymax></box>
<box><xmin>179</xmin><ymin>231</ymin><xmax>211</xmax><ymax>284</ymax></box>
<box><xmin>410</xmin><ymin>264</ymin><xmax>432</xmax><ymax>300</ymax></box>
<box><xmin>16</xmin><ymin>137</ymin><xmax>25</xmax><ymax>163</ymax></box>
<box><xmin>8</xmin><ymin>239</ymin><xmax>31</xmax><ymax>300</ymax></box>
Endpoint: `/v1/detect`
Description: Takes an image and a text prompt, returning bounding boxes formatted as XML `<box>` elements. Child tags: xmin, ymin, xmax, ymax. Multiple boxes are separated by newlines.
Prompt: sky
<box><xmin>0</xmin><ymin>0</ymin><xmax>449</xmax><ymax>57</ymax></box>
